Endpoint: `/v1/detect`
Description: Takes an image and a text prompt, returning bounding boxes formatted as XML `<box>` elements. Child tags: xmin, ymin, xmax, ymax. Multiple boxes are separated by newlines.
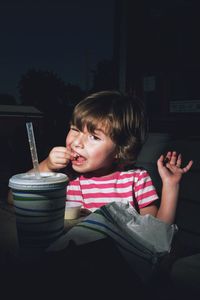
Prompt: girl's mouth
<box><xmin>71</xmin><ymin>152</ymin><xmax>86</xmax><ymax>164</ymax></box>
<box><xmin>72</xmin><ymin>153</ymin><xmax>80</xmax><ymax>161</ymax></box>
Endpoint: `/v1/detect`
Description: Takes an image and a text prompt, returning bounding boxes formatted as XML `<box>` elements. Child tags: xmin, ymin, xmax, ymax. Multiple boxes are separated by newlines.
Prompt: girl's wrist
<box><xmin>39</xmin><ymin>158</ymin><xmax>53</xmax><ymax>172</ymax></box>
<box><xmin>162</xmin><ymin>179</ymin><xmax>180</xmax><ymax>188</ymax></box>
<box><xmin>162</xmin><ymin>182</ymin><xmax>180</xmax><ymax>199</ymax></box>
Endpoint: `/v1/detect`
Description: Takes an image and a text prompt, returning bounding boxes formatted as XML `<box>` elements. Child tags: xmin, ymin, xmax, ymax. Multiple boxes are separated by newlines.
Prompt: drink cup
<box><xmin>8</xmin><ymin>172</ymin><xmax>68</xmax><ymax>259</ymax></box>
<box><xmin>65</xmin><ymin>202</ymin><xmax>82</xmax><ymax>220</ymax></box>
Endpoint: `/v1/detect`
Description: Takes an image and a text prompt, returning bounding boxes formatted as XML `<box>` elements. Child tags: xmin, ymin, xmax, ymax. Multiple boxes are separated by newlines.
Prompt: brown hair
<box><xmin>71</xmin><ymin>90</ymin><xmax>147</xmax><ymax>166</ymax></box>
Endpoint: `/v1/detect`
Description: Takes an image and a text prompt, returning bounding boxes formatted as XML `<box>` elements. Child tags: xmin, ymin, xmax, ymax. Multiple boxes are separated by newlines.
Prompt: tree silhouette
<box><xmin>64</xmin><ymin>83</ymin><xmax>86</xmax><ymax>107</ymax></box>
<box><xmin>18</xmin><ymin>68</ymin><xmax>66</xmax><ymax>114</ymax></box>
<box><xmin>17</xmin><ymin>68</ymin><xmax>86</xmax><ymax>150</ymax></box>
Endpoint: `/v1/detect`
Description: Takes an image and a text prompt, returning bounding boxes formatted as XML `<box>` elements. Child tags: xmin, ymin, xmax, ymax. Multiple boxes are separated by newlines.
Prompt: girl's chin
<box><xmin>71</xmin><ymin>160</ymin><xmax>84</xmax><ymax>167</ymax></box>
<box><xmin>71</xmin><ymin>162</ymin><xmax>87</xmax><ymax>171</ymax></box>
<box><xmin>71</xmin><ymin>163</ymin><xmax>96</xmax><ymax>175</ymax></box>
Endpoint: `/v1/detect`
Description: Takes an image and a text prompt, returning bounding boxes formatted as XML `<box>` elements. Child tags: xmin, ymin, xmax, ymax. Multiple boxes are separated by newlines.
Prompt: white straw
<box><xmin>26</xmin><ymin>122</ymin><xmax>41</xmax><ymax>179</ymax></box>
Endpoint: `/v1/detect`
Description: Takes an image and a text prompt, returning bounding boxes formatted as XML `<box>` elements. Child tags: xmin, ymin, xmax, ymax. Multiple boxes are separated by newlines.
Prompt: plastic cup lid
<box><xmin>9</xmin><ymin>172</ymin><xmax>68</xmax><ymax>190</ymax></box>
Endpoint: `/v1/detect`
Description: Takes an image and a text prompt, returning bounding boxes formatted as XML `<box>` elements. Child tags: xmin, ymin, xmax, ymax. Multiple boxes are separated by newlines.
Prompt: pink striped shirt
<box><xmin>66</xmin><ymin>169</ymin><xmax>158</xmax><ymax>212</ymax></box>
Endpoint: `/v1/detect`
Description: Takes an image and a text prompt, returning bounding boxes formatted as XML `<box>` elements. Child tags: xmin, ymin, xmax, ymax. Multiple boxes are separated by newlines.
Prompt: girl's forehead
<box><xmin>72</xmin><ymin>111</ymin><xmax>114</xmax><ymax>136</ymax></box>
<box><xmin>76</xmin><ymin>117</ymin><xmax>111</xmax><ymax>130</ymax></box>
<box><xmin>83</xmin><ymin>124</ymin><xmax>108</xmax><ymax>134</ymax></box>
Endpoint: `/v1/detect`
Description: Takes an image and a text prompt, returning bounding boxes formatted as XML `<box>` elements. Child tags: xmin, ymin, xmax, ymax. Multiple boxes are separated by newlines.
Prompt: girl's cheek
<box><xmin>66</xmin><ymin>142</ymin><xmax>72</xmax><ymax>150</ymax></box>
<box><xmin>66</xmin><ymin>135</ymin><xmax>71</xmax><ymax>147</ymax></box>
<box><xmin>66</xmin><ymin>139</ymin><xmax>74</xmax><ymax>151</ymax></box>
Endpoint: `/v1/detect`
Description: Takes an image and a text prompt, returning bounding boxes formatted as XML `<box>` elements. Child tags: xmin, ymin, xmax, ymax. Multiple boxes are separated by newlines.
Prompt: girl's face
<box><xmin>66</xmin><ymin>125</ymin><xmax>117</xmax><ymax>176</ymax></box>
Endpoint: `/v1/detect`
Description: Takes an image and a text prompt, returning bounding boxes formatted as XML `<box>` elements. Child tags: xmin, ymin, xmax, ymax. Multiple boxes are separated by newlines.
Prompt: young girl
<box><xmin>38</xmin><ymin>90</ymin><xmax>193</xmax><ymax>225</ymax></box>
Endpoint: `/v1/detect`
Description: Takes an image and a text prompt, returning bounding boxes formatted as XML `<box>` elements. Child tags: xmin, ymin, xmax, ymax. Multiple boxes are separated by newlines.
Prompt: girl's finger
<box><xmin>176</xmin><ymin>154</ymin><xmax>182</xmax><ymax>167</ymax></box>
<box><xmin>163</xmin><ymin>151</ymin><xmax>171</xmax><ymax>165</ymax></box>
<box><xmin>182</xmin><ymin>160</ymin><xmax>193</xmax><ymax>173</ymax></box>
<box><xmin>169</xmin><ymin>151</ymin><xmax>177</xmax><ymax>165</ymax></box>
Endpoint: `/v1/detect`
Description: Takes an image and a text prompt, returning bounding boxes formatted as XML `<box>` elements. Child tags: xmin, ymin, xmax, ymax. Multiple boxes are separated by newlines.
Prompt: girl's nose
<box><xmin>72</xmin><ymin>133</ymin><xmax>84</xmax><ymax>148</ymax></box>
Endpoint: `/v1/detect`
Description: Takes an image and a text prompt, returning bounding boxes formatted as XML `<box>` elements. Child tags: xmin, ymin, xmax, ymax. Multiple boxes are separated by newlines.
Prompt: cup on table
<box><xmin>8</xmin><ymin>172</ymin><xmax>68</xmax><ymax>258</ymax></box>
<box><xmin>64</xmin><ymin>202</ymin><xmax>82</xmax><ymax>220</ymax></box>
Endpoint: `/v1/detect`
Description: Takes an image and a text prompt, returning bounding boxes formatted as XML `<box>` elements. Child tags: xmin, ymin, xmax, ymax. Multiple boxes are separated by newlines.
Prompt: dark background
<box><xmin>1</xmin><ymin>0</ymin><xmax>200</xmax><ymax>199</ymax></box>
<box><xmin>0</xmin><ymin>0</ymin><xmax>115</xmax><ymax>99</ymax></box>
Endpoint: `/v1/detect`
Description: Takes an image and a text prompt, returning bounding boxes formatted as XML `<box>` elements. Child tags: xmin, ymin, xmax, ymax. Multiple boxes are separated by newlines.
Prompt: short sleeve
<box><xmin>133</xmin><ymin>169</ymin><xmax>159</xmax><ymax>208</ymax></box>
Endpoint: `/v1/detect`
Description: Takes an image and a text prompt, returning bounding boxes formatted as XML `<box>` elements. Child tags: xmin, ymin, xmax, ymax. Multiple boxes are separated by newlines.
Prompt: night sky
<box><xmin>0</xmin><ymin>0</ymin><xmax>115</xmax><ymax>102</ymax></box>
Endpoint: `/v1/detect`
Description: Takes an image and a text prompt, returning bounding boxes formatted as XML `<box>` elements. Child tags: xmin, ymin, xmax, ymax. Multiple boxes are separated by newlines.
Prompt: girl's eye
<box><xmin>71</xmin><ymin>126</ymin><xmax>79</xmax><ymax>132</ymax></box>
<box><xmin>89</xmin><ymin>134</ymin><xmax>100</xmax><ymax>141</ymax></box>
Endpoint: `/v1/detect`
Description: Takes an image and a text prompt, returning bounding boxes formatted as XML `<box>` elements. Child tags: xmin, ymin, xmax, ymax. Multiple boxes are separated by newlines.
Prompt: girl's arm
<box><xmin>156</xmin><ymin>151</ymin><xmax>193</xmax><ymax>224</ymax></box>
<box><xmin>140</xmin><ymin>203</ymin><xmax>158</xmax><ymax>217</ymax></box>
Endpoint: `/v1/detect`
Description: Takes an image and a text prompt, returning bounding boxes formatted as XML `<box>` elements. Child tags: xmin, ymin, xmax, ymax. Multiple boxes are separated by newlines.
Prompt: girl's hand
<box><xmin>157</xmin><ymin>151</ymin><xmax>193</xmax><ymax>185</ymax></box>
<box><xmin>45</xmin><ymin>146</ymin><xmax>72</xmax><ymax>171</ymax></box>
<box><xmin>80</xmin><ymin>208</ymin><xmax>91</xmax><ymax>217</ymax></box>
